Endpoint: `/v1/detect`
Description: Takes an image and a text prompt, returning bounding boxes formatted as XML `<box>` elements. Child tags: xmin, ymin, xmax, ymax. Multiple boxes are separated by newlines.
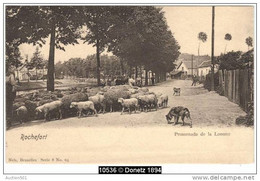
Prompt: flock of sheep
<box><xmin>13</xmin><ymin>85</ymin><xmax>169</xmax><ymax>123</ymax></box>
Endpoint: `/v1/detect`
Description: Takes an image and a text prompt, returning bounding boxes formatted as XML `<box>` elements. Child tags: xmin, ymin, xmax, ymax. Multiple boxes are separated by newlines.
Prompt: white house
<box><xmin>15</xmin><ymin>65</ymin><xmax>48</xmax><ymax>81</ymax></box>
<box><xmin>175</xmin><ymin>61</ymin><xmax>189</xmax><ymax>75</ymax></box>
<box><xmin>197</xmin><ymin>60</ymin><xmax>218</xmax><ymax>77</ymax></box>
<box><xmin>174</xmin><ymin>60</ymin><xmax>199</xmax><ymax>76</ymax></box>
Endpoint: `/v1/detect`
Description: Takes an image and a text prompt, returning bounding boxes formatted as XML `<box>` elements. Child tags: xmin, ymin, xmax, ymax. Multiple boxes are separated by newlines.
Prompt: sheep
<box><xmin>70</xmin><ymin>101</ymin><xmax>97</xmax><ymax>118</ymax></box>
<box><xmin>130</xmin><ymin>92</ymin><xmax>145</xmax><ymax>99</ymax></box>
<box><xmin>35</xmin><ymin>100</ymin><xmax>62</xmax><ymax>121</ymax></box>
<box><xmin>138</xmin><ymin>87</ymin><xmax>149</xmax><ymax>93</ymax></box>
<box><xmin>104</xmin><ymin>89</ymin><xmax>131</xmax><ymax>112</ymax></box>
<box><xmin>15</xmin><ymin>106</ymin><xmax>28</xmax><ymax>124</ymax></box>
<box><xmin>128</xmin><ymin>88</ymin><xmax>138</xmax><ymax>94</ymax></box>
<box><xmin>138</xmin><ymin>94</ymin><xmax>158</xmax><ymax>112</ymax></box>
<box><xmin>24</xmin><ymin>100</ymin><xmax>39</xmax><ymax>121</ymax></box>
<box><xmin>88</xmin><ymin>92</ymin><xmax>106</xmax><ymax>114</ymax></box>
<box><xmin>118</xmin><ymin>98</ymin><xmax>138</xmax><ymax>114</ymax></box>
<box><xmin>157</xmin><ymin>94</ymin><xmax>168</xmax><ymax>108</ymax></box>
<box><xmin>61</xmin><ymin>93</ymin><xmax>88</xmax><ymax>117</ymax></box>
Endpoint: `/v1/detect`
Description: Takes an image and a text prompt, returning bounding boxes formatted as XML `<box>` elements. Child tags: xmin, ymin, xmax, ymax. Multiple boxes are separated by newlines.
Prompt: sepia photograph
<box><xmin>2</xmin><ymin>1</ymin><xmax>257</xmax><ymax>177</ymax></box>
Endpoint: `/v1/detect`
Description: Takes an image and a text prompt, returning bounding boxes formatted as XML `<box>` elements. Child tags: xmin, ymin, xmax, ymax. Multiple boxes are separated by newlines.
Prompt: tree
<box><xmin>30</xmin><ymin>46</ymin><xmax>44</xmax><ymax>81</ymax></box>
<box><xmin>6</xmin><ymin>6</ymin><xmax>83</xmax><ymax>91</ymax></box>
<box><xmin>81</xmin><ymin>7</ymin><xmax>117</xmax><ymax>86</ymax></box>
<box><xmin>217</xmin><ymin>51</ymin><xmax>244</xmax><ymax>70</ymax></box>
<box><xmin>224</xmin><ymin>33</ymin><xmax>232</xmax><ymax>53</ymax></box>
<box><xmin>107</xmin><ymin>7</ymin><xmax>180</xmax><ymax>85</ymax></box>
<box><xmin>5</xmin><ymin>44</ymin><xmax>23</xmax><ymax>81</ymax></box>
<box><xmin>198</xmin><ymin>32</ymin><xmax>207</xmax><ymax>57</ymax></box>
<box><xmin>245</xmin><ymin>36</ymin><xmax>253</xmax><ymax>50</ymax></box>
<box><xmin>24</xmin><ymin>55</ymin><xmax>34</xmax><ymax>82</ymax></box>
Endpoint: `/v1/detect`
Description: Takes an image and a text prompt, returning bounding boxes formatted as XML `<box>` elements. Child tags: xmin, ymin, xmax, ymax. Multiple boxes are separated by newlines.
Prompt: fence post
<box><xmin>228</xmin><ymin>70</ymin><xmax>232</xmax><ymax>101</ymax></box>
<box><xmin>235</xmin><ymin>69</ymin><xmax>240</xmax><ymax>104</ymax></box>
<box><xmin>219</xmin><ymin>70</ymin><xmax>223</xmax><ymax>90</ymax></box>
<box><xmin>224</xmin><ymin>70</ymin><xmax>228</xmax><ymax>97</ymax></box>
<box><xmin>232</xmin><ymin>70</ymin><xmax>236</xmax><ymax>102</ymax></box>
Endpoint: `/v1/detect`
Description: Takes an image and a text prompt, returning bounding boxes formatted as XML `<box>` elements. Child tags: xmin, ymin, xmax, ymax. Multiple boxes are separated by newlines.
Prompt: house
<box><xmin>197</xmin><ymin>60</ymin><xmax>219</xmax><ymax>77</ymax></box>
<box><xmin>15</xmin><ymin>65</ymin><xmax>48</xmax><ymax>81</ymax></box>
<box><xmin>171</xmin><ymin>59</ymin><xmax>199</xmax><ymax>76</ymax></box>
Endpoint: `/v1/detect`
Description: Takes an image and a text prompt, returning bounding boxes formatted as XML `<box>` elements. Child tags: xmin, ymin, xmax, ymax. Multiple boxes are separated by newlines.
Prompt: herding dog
<box><xmin>173</xmin><ymin>87</ymin><xmax>181</xmax><ymax>96</ymax></box>
<box><xmin>165</xmin><ymin>106</ymin><xmax>192</xmax><ymax>128</ymax></box>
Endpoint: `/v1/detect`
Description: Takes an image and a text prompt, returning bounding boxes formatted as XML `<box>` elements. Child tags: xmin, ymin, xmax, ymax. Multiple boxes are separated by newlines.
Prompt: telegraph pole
<box><xmin>211</xmin><ymin>6</ymin><xmax>215</xmax><ymax>91</ymax></box>
<box><xmin>191</xmin><ymin>55</ymin><xmax>194</xmax><ymax>76</ymax></box>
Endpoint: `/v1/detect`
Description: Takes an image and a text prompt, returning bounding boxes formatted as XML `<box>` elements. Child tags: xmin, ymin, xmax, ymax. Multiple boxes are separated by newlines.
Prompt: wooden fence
<box><xmin>218</xmin><ymin>69</ymin><xmax>253</xmax><ymax>112</ymax></box>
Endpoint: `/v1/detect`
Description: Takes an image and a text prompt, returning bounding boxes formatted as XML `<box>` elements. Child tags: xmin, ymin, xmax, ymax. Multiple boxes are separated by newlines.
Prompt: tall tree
<box><xmin>245</xmin><ymin>36</ymin><xmax>253</xmax><ymax>50</ymax></box>
<box><xmin>108</xmin><ymin>7</ymin><xmax>180</xmax><ymax>85</ymax></box>
<box><xmin>224</xmin><ymin>33</ymin><xmax>232</xmax><ymax>54</ymax></box>
<box><xmin>81</xmin><ymin>7</ymin><xmax>116</xmax><ymax>86</ymax></box>
<box><xmin>5</xmin><ymin>44</ymin><xmax>23</xmax><ymax>81</ymax></box>
<box><xmin>24</xmin><ymin>54</ymin><xmax>34</xmax><ymax>82</ymax></box>
<box><xmin>30</xmin><ymin>46</ymin><xmax>44</xmax><ymax>81</ymax></box>
<box><xmin>6</xmin><ymin>6</ymin><xmax>83</xmax><ymax>91</ymax></box>
<box><xmin>198</xmin><ymin>32</ymin><xmax>207</xmax><ymax>57</ymax></box>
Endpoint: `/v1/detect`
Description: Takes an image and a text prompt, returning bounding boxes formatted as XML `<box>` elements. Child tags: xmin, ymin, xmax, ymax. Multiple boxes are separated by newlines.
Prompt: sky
<box><xmin>18</xmin><ymin>6</ymin><xmax>254</xmax><ymax>63</ymax></box>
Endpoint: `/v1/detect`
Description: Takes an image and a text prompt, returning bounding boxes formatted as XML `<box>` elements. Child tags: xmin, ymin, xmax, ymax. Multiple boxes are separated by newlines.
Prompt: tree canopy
<box><xmin>6</xmin><ymin>6</ymin><xmax>180</xmax><ymax>87</ymax></box>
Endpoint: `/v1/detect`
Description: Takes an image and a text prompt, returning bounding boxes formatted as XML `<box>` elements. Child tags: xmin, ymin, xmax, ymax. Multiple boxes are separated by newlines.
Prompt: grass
<box><xmin>17</xmin><ymin>79</ymin><xmax>97</xmax><ymax>91</ymax></box>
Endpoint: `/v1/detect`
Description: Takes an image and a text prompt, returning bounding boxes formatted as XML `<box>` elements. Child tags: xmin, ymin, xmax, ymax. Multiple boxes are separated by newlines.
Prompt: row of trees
<box><xmin>197</xmin><ymin>32</ymin><xmax>253</xmax><ymax>56</ymax></box>
<box><xmin>55</xmin><ymin>54</ymin><xmax>126</xmax><ymax>79</ymax></box>
<box><xmin>6</xmin><ymin>6</ymin><xmax>180</xmax><ymax>91</ymax></box>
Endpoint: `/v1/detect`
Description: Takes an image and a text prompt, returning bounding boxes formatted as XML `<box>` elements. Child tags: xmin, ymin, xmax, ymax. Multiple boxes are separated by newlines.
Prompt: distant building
<box><xmin>171</xmin><ymin>60</ymin><xmax>198</xmax><ymax>76</ymax></box>
<box><xmin>15</xmin><ymin>65</ymin><xmax>48</xmax><ymax>81</ymax></box>
<box><xmin>171</xmin><ymin>54</ymin><xmax>216</xmax><ymax>78</ymax></box>
<box><xmin>198</xmin><ymin>60</ymin><xmax>219</xmax><ymax>77</ymax></box>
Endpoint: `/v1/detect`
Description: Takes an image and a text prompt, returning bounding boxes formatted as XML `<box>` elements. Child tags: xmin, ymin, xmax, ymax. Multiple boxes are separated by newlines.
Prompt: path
<box><xmin>5</xmin><ymin>79</ymin><xmax>253</xmax><ymax>166</ymax></box>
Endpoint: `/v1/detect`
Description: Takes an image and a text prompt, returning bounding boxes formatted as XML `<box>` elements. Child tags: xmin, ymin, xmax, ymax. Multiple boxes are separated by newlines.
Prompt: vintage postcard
<box><xmin>2</xmin><ymin>2</ymin><xmax>257</xmax><ymax>177</ymax></box>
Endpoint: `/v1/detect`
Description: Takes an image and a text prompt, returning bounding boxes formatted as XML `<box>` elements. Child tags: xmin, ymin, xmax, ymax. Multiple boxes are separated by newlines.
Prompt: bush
<box><xmin>203</xmin><ymin>72</ymin><xmax>219</xmax><ymax>91</ymax></box>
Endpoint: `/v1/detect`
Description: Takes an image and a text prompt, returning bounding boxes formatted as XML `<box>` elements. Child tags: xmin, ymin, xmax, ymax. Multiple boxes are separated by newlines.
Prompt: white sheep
<box><xmin>137</xmin><ymin>94</ymin><xmax>158</xmax><ymax>112</ymax></box>
<box><xmin>70</xmin><ymin>101</ymin><xmax>97</xmax><ymax>118</ymax></box>
<box><xmin>88</xmin><ymin>92</ymin><xmax>106</xmax><ymax>114</ymax></box>
<box><xmin>118</xmin><ymin>98</ymin><xmax>138</xmax><ymax>115</ymax></box>
<box><xmin>157</xmin><ymin>94</ymin><xmax>168</xmax><ymax>108</ymax></box>
<box><xmin>15</xmin><ymin>106</ymin><xmax>28</xmax><ymax>124</ymax></box>
<box><xmin>35</xmin><ymin>100</ymin><xmax>62</xmax><ymax>121</ymax></box>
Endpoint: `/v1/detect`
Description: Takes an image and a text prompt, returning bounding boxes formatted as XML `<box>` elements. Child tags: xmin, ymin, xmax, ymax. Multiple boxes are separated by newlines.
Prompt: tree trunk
<box><xmin>135</xmin><ymin>66</ymin><xmax>138</xmax><ymax>80</ymax></box>
<box><xmin>140</xmin><ymin>66</ymin><xmax>143</xmax><ymax>86</ymax></box>
<box><xmin>145</xmin><ymin>69</ymin><xmax>148</xmax><ymax>86</ymax></box>
<box><xmin>42</xmin><ymin>68</ymin><xmax>44</xmax><ymax>81</ymax></box>
<box><xmin>16</xmin><ymin>69</ymin><xmax>19</xmax><ymax>83</ymax></box>
<box><xmin>36</xmin><ymin>68</ymin><xmax>38</xmax><ymax>82</ymax></box>
<box><xmin>120</xmin><ymin>59</ymin><xmax>125</xmax><ymax>76</ymax></box>
<box><xmin>129</xmin><ymin>65</ymin><xmax>133</xmax><ymax>77</ymax></box>
<box><xmin>155</xmin><ymin>72</ymin><xmax>159</xmax><ymax>83</ymax></box>
<box><xmin>47</xmin><ymin>21</ymin><xmax>56</xmax><ymax>92</ymax></box>
<box><xmin>96</xmin><ymin>38</ymin><xmax>101</xmax><ymax>86</ymax></box>
<box><xmin>27</xmin><ymin>69</ymin><xmax>29</xmax><ymax>82</ymax></box>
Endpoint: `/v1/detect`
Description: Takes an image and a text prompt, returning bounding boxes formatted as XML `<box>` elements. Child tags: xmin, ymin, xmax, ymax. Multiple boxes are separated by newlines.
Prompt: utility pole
<box><xmin>211</xmin><ymin>6</ymin><xmax>215</xmax><ymax>91</ymax></box>
<box><xmin>191</xmin><ymin>55</ymin><xmax>194</xmax><ymax>76</ymax></box>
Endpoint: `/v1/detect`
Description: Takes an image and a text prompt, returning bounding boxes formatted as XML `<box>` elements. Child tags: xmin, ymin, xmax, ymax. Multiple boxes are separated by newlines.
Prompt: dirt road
<box><xmin>6</xmin><ymin>79</ymin><xmax>254</xmax><ymax>166</ymax></box>
<box><xmin>11</xmin><ymin>79</ymin><xmax>247</xmax><ymax>129</ymax></box>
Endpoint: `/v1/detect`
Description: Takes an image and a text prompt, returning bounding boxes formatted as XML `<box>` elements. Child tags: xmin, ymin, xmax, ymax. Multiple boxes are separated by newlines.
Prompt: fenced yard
<box><xmin>218</xmin><ymin>69</ymin><xmax>253</xmax><ymax>112</ymax></box>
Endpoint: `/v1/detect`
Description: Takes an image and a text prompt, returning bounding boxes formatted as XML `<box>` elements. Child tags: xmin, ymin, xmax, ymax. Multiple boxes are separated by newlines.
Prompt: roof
<box><xmin>198</xmin><ymin>60</ymin><xmax>212</xmax><ymax>68</ymax></box>
<box><xmin>182</xmin><ymin>61</ymin><xmax>199</xmax><ymax>69</ymax></box>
